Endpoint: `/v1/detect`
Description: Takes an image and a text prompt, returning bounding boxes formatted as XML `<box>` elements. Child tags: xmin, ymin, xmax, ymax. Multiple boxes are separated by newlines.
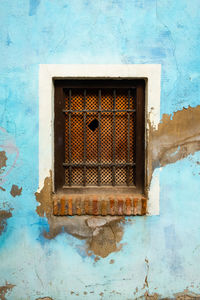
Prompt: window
<box><xmin>38</xmin><ymin>64</ymin><xmax>161</xmax><ymax>216</ymax></box>
<box><xmin>53</xmin><ymin>79</ymin><xmax>147</xmax><ymax>216</ymax></box>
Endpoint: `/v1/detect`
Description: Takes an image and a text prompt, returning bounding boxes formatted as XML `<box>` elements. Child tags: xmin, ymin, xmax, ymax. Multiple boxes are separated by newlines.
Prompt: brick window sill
<box><xmin>53</xmin><ymin>193</ymin><xmax>147</xmax><ymax>216</ymax></box>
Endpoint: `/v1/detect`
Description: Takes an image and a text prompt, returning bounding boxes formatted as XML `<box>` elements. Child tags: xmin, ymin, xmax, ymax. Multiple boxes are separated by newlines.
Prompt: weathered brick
<box><xmin>92</xmin><ymin>198</ymin><xmax>98</xmax><ymax>215</ymax></box>
<box><xmin>53</xmin><ymin>195</ymin><xmax>147</xmax><ymax>216</ymax></box>
<box><xmin>117</xmin><ymin>198</ymin><xmax>124</xmax><ymax>215</ymax></box>
<box><xmin>109</xmin><ymin>197</ymin><xmax>115</xmax><ymax>215</ymax></box>
<box><xmin>125</xmin><ymin>197</ymin><xmax>132</xmax><ymax>215</ymax></box>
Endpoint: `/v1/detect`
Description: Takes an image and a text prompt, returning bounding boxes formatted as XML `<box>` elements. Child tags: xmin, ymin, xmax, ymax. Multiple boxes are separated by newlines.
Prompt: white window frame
<box><xmin>38</xmin><ymin>64</ymin><xmax>161</xmax><ymax>215</ymax></box>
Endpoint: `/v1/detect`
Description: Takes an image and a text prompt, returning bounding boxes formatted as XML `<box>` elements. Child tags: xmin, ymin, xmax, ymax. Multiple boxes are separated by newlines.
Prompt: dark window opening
<box><xmin>88</xmin><ymin>119</ymin><xmax>99</xmax><ymax>132</ymax></box>
<box><xmin>54</xmin><ymin>79</ymin><xmax>145</xmax><ymax>194</ymax></box>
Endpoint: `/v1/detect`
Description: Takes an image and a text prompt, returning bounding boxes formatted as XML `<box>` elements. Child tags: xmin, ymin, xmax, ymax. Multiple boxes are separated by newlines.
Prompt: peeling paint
<box><xmin>148</xmin><ymin>105</ymin><xmax>200</xmax><ymax>186</ymax></box>
<box><xmin>0</xmin><ymin>151</ymin><xmax>7</xmax><ymax>171</ymax></box>
<box><xmin>44</xmin><ymin>214</ymin><xmax>124</xmax><ymax>258</ymax></box>
<box><xmin>0</xmin><ymin>210</ymin><xmax>12</xmax><ymax>236</ymax></box>
<box><xmin>0</xmin><ymin>282</ymin><xmax>15</xmax><ymax>300</ymax></box>
<box><xmin>35</xmin><ymin>171</ymin><xmax>52</xmax><ymax>218</ymax></box>
<box><xmin>36</xmin><ymin>172</ymin><xmax>125</xmax><ymax>257</ymax></box>
<box><xmin>138</xmin><ymin>290</ymin><xmax>200</xmax><ymax>300</ymax></box>
<box><xmin>10</xmin><ymin>184</ymin><xmax>22</xmax><ymax>197</ymax></box>
<box><xmin>174</xmin><ymin>290</ymin><xmax>200</xmax><ymax>299</ymax></box>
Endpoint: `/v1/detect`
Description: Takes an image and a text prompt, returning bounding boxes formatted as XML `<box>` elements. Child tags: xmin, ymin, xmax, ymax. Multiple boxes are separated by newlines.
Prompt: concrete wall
<box><xmin>0</xmin><ymin>0</ymin><xmax>200</xmax><ymax>299</ymax></box>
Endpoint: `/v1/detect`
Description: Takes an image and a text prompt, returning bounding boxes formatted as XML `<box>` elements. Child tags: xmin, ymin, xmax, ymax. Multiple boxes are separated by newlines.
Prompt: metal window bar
<box><xmin>68</xmin><ymin>89</ymin><xmax>72</xmax><ymax>186</ymax></box>
<box><xmin>112</xmin><ymin>89</ymin><xmax>116</xmax><ymax>186</ymax></box>
<box><xmin>127</xmin><ymin>89</ymin><xmax>130</xmax><ymax>186</ymax></box>
<box><xmin>83</xmin><ymin>89</ymin><xmax>87</xmax><ymax>186</ymax></box>
<box><xmin>63</xmin><ymin>109</ymin><xmax>136</xmax><ymax>113</ymax></box>
<box><xmin>98</xmin><ymin>89</ymin><xmax>101</xmax><ymax>186</ymax></box>
<box><xmin>64</xmin><ymin>87</ymin><xmax>136</xmax><ymax>187</ymax></box>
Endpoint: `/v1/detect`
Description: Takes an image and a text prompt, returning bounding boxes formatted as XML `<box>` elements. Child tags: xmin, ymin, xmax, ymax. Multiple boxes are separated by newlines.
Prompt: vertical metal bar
<box><xmin>112</xmin><ymin>89</ymin><xmax>116</xmax><ymax>186</ymax></box>
<box><xmin>127</xmin><ymin>89</ymin><xmax>130</xmax><ymax>186</ymax></box>
<box><xmin>83</xmin><ymin>89</ymin><xmax>87</xmax><ymax>186</ymax></box>
<box><xmin>98</xmin><ymin>89</ymin><xmax>101</xmax><ymax>186</ymax></box>
<box><xmin>68</xmin><ymin>89</ymin><xmax>72</xmax><ymax>186</ymax></box>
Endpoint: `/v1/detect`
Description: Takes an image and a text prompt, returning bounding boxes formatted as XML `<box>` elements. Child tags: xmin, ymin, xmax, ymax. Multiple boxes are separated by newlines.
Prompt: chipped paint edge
<box><xmin>38</xmin><ymin>64</ymin><xmax>161</xmax><ymax>215</ymax></box>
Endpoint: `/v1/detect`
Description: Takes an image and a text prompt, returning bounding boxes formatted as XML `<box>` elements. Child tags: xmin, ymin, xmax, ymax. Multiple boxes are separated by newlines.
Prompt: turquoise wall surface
<box><xmin>0</xmin><ymin>0</ymin><xmax>200</xmax><ymax>299</ymax></box>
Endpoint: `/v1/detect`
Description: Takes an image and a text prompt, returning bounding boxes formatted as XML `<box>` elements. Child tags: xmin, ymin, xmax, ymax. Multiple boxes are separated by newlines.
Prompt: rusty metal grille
<box><xmin>63</xmin><ymin>87</ymin><xmax>136</xmax><ymax>187</ymax></box>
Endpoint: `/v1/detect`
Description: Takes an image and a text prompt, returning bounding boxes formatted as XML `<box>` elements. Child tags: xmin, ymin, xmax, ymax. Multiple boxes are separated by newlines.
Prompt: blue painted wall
<box><xmin>0</xmin><ymin>0</ymin><xmax>200</xmax><ymax>299</ymax></box>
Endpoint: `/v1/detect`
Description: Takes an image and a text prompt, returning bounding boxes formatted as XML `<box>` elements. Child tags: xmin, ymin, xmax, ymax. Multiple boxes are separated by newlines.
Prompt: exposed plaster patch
<box><xmin>10</xmin><ymin>185</ymin><xmax>22</xmax><ymax>197</ymax></box>
<box><xmin>36</xmin><ymin>172</ymin><xmax>124</xmax><ymax>257</ymax></box>
<box><xmin>138</xmin><ymin>290</ymin><xmax>200</xmax><ymax>299</ymax></box>
<box><xmin>0</xmin><ymin>210</ymin><xmax>12</xmax><ymax>236</ymax></box>
<box><xmin>35</xmin><ymin>171</ymin><xmax>52</xmax><ymax>218</ymax></box>
<box><xmin>149</xmin><ymin>105</ymin><xmax>200</xmax><ymax>186</ymax></box>
<box><xmin>174</xmin><ymin>290</ymin><xmax>200</xmax><ymax>299</ymax></box>
<box><xmin>0</xmin><ymin>151</ymin><xmax>7</xmax><ymax>170</ymax></box>
<box><xmin>45</xmin><ymin>214</ymin><xmax>124</xmax><ymax>258</ymax></box>
<box><xmin>0</xmin><ymin>282</ymin><xmax>15</xmax><ymax>300</ymax></box>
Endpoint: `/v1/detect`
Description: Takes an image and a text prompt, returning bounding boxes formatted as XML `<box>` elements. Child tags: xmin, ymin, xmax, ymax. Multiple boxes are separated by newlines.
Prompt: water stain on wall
<box><xmin>0</xmin><ymin>210</ymin><xmax>12</xmax><ymax>236</ymax></box>
<box><xmin>0</xmin><ymin>282</ymin><xmax>15</xmax><ymax>300</ymax></box>
<box><xmin>10</xmin><ymin>185</ymin><xmax>22</xmax><ymax>197</ymax></box>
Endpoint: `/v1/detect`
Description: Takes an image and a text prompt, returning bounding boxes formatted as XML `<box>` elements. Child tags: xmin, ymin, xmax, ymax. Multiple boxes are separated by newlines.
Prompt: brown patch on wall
<box><xmin>139</xmin><ymin>290</ymin><xmax>200</xmax><ymax>300</ymax></box>
<box><xmin>35</xmin><ymin>172</ymin><xmax>53</xmax><ymax>218</ymax></box>
<box><xmin>10</xmin><ymin>185</ymin><xmax>22</xmax><ymax>197</ymax></box>
<box><xmin>0</xmin><ymin>151</ymin><xmax>7</xmax><ymax>170</ymax></box>
<box><xmin>45</xmin><ymin>214</ymin><xmax>124</xmax><ymax>258</ymax></box>
<box><xmin>174</xmin><ymin>290</ymin><xmax>200</xmax><ymax>299</ymax></box>
<box><xmin>0</xmin><ymin>282</ymin><xmax>15</xmax><ymax>300</ymax></box>
<box><xmin>0</xmin><ymin>210</ymin><xmax>12</xmax><ymax>236</ymax></box>
<box><xmin>36</xmin><ymin>172</ymin><xmax>125</xmax><ymax>257</ymax></box>
<box><xmin>148</xmin><ymin>105</ymin><xmax>200</xmax><ymax>186</ymax></box>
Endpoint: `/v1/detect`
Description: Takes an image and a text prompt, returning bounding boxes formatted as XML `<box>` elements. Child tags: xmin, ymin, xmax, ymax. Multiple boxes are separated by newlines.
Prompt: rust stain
<box><xmin>10</xmin><ymin>184</ymin><xmax>22</xmax><ymax>197</ymax></box>
<box><xmin>149</xmin><ymin>105</ymin><xmax>200</xmax><ymax>186</ymax></box>
<box><xmin>0</xmin><ymin>282</ymin><xmax>15</xmax><ymax>300</ymax></box>
<box><xmin>0</xmin><ymin>210</ymin><xmax>12</xmax><ymax>236</ymax></box>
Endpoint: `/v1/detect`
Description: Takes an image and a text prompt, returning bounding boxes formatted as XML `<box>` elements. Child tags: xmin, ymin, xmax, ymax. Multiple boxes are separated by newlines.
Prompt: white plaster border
<box><xmin>39</xmin><ymin>64</ymin><xmax>161</xmax><ymax>215</ymax></box>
